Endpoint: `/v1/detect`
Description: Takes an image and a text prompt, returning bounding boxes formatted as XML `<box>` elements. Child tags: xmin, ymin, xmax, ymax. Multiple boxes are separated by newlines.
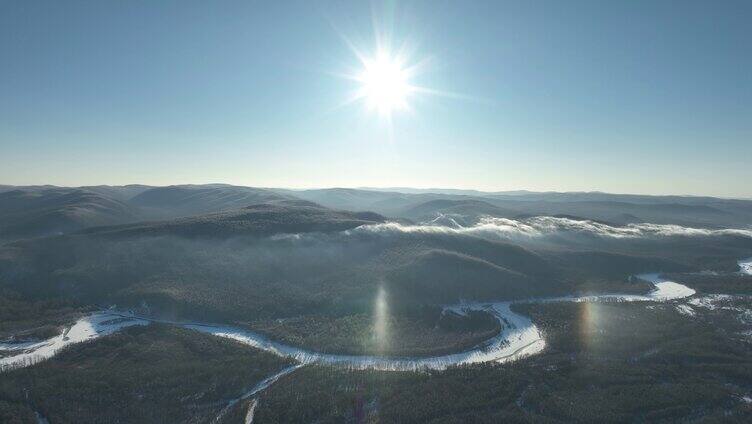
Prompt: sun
<box><xmin>357</xmin><ymin>51</ymin><xmax>412</xmax><ymax>116</ymax></box>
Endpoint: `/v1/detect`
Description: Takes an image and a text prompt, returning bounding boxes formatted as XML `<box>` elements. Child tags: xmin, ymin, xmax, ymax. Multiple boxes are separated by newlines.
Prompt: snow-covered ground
<box><xmin>0</xmin><ymin>339</ymin><xmax>49</xmax><ymax>352</ymax></box>
<box><xmin>688</xmin><ymin>294</ymin><xmax>734</xmax><ymax>310</ymax></box>
<box><xmin>638</xmin><ymin>274</ymin><xmax>697</xmax><ymax>300</ymax></box>
<box><xmin>0</xmin><ymin>313</ymin><xmax>149</xmax><ymax>372</ymax></box>
<box><xmin>675</xmin><ymin>304</ymin><xmax>695</xmax><ymax>316</ymax></box>
<box><xmin>739</xmin><ymin>258</ymin><xmax>752</xmax><ymax>275</ymax></box>
<box><xmin>244</xmin><ymin>399</ymin><xmax>258</xmax><ymax>424</ymax></box>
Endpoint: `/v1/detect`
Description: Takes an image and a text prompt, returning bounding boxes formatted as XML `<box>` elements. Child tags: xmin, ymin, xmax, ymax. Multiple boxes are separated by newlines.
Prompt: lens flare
<box><xmin>358</xmin><ymin>51</ymin><xmax>411</xmax><ymax>115</ymax></box>
<box><xmin>373</xmin><ymin>285</ymin><xmax>390</xmax><ymax>352</ymax></box>
<box><xmin>579</xmin><ymin>302</ymin><xmax>598</xmax><ymax>349</ymax></box>
<box><xmin>578</xmin><ymin>301</ymin><xmax>613</xmax><ymax>352</ymax></box>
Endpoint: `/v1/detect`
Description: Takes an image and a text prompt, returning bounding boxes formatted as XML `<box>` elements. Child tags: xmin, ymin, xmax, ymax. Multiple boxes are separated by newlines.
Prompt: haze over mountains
<box><xmin>1</xmin><ymin>182</ymin><xmax>750</xmax><ymax>329</ymax></box>
<box><xmin>2</xmin><ymin>184</ymin><xmax>752</xmax><ymax>242</ymax></box>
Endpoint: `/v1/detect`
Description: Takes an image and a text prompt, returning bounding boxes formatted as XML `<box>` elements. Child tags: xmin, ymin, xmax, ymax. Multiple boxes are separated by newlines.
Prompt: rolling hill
<box><xmin>129</xmin><ymin>184</ymin><xmax>292</xmax><ymax>218</ymax></box>
<box><xmin>0</xmin><ymin>188</ymin><xmax>140</xmax><ymax>241</ymax></box>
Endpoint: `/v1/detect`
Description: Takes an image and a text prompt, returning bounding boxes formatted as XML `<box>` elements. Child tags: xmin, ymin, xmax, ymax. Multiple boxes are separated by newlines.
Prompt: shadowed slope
<box><xmin>0</xmin><ymin>188</ymin><xmax>140</xmax><ymax>241</ymax></box>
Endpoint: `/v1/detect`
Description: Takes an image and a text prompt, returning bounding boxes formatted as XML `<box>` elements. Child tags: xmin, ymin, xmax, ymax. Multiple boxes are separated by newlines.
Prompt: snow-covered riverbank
<box><xmin>0</xmin><ymin>271</ymin><xmax>705</xmax><ymax>373</ymax></box>
<box><xmin>0</xmin><ymin>313</ymin><xmax>148</xmax><ymax>372</ymax></box>
<box><xmin>180</xmin><ymin>273</ymin><xmax>696</xmax><ymax>371</ymax></box>
<box><xmin>185</xmin><ymin>299</ymin><xmax>545</xmax><ymax>371</ymax></box>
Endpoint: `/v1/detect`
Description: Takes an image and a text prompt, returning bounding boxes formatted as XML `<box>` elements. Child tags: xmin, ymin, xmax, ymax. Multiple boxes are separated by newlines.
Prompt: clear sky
<box><xmin>1</xmin><ymin>0</ymin><xmax>750</xmax><ymax>197</ymax></box>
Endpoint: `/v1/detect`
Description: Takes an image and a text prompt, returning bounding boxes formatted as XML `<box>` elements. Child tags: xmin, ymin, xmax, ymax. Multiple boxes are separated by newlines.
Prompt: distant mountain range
<box><xmin>2</xmin><ymin>184</ymin><xmax>752</xmax><ymax>242</ymax></box>
<box><xmin>1</xmin><ymin>183</ymin><xmax>750</xmax><ymax>327</ymax></box>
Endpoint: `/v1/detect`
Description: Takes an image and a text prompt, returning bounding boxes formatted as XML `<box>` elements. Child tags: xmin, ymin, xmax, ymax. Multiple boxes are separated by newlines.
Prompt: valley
<box><xmin>1</xmin><ymin>185</ymin><xmax>751</xmax><ymax>423</ymax></box>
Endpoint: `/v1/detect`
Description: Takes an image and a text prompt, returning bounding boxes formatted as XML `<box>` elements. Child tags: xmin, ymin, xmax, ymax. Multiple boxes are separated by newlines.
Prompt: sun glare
<box><xmin>357</xmin><ymin>51</ymin><xmax>411</xmax><ymax>116</ymax></box>
<box><xmin>335</xmin><ymin>19</ymin><xmax>452</xmax><ymax>121</ymax></box>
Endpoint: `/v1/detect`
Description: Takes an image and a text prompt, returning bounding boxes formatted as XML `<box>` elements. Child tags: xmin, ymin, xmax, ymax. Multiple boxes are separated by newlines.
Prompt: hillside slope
<box><xmin>0</xmin><ymin>188</ymin><xmax>140</xmax><ymax>241</ymax></box>
<box><xmin>130</xmin><ymin>184</ymin><xmax>292</xmax><ymax>218</ymax></box>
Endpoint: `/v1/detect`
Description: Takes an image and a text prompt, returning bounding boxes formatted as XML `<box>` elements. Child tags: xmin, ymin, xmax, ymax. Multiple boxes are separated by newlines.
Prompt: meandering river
<box><xmin>0</xmin><ymin>272</ymin><xmax>700</xmax><ymax>372</ymax></box>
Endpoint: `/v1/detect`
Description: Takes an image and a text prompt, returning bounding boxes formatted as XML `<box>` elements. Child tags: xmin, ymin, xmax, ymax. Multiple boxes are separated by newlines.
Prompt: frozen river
<box><xmin>0</xmin><ymin>273</ymin><xmax>697</xmax><ymax>372</ymax></box>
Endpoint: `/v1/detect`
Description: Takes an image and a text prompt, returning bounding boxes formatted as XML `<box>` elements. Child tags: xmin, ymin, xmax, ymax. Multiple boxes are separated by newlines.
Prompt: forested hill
<box><xmin>3</xmin><ymin>184</ymin><xmax>752</xmax><ymax>242</ymax></box>
<box><xmin>78</xmin><ymin>200</ymin><xmax>385</xmax><ymax>239</ymax></box>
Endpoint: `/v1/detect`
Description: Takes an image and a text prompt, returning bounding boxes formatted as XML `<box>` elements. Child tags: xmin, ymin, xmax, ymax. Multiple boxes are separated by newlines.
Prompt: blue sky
<box><xmin>1</xmin><ymin>0</ymin><xmax>750</xmax><ymax>197</ymax></box>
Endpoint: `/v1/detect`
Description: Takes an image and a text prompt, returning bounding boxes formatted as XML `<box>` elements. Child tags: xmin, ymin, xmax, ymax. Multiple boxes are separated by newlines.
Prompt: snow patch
<box><xmin>0</xmin><ymin>312</ymin><xmax>149</xmax><ymax>372</ymax></box>
<box><xmin>688</xmin><ymin>294</ymin><xmax>734</xmax><ymax>310</ymax></box>
<box><xmin>245</xmin><ymin>399</ymin><xmax>258</xmax><ymax>424</ymax></box>
<box><xmin>636</xmin><ymin>274</ymin><xmax>697</xmax><ymax>300</ymax></box>
<box><xmin>739</xmin><ymin>258</ymin><xmax>752</xmax><ymax>276</ymax></box>
<box><xmin>675</xmin><ymin>304</ymin><xmax>695</xmax><ymax>316</ymax></box>
<box><xmin>0</xmin><ymin>340</ymin><xmax>49</xmax><ymax>352</ymax></box>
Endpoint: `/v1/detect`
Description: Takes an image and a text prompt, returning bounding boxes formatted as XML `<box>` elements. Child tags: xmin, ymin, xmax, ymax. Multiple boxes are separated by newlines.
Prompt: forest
<box><xmin>253</xmin><ymin>299</ymin><xmax>752</xmax><ymax>423</ymax></box>
<box><xmin>0</xmin><ymin>325</ymin><xmax>293</xmax><ymax>423</ymax></box>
